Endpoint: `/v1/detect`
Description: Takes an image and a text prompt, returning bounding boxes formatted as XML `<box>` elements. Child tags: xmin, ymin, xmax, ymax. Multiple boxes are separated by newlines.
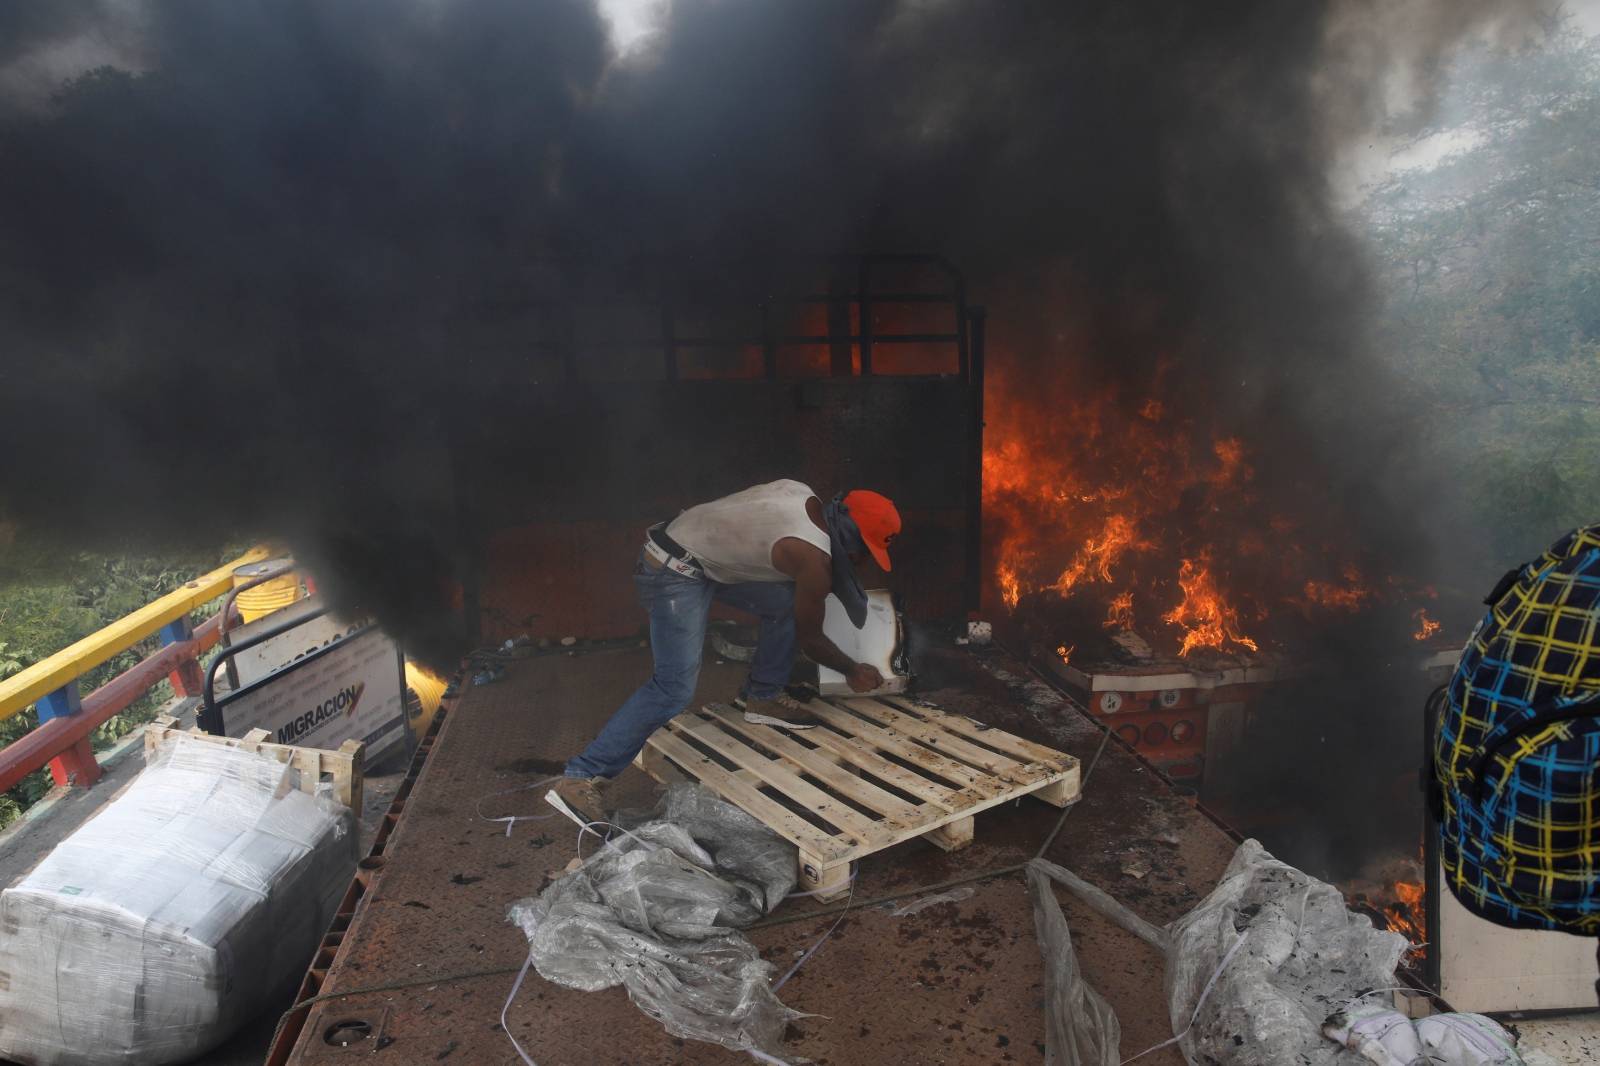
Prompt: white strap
<box><xmin>500</xmin><ymin>954</ymin><xmax>540</xmax><ymax>1065</ymax></box>
<box><xmin>1119</xmin><ymin>931</ymin><xmax>1251</xmax><ymax>1064</ymax></box>
<box><xmin>643</xmin><ymin>536</ymin><xmax>704</xmax><ymax>578</ymax></box>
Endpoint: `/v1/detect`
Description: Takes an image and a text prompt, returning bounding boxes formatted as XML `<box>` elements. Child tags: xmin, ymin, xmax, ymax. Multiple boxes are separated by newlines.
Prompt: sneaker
<box><xmin>545</xmin><ymin>776</ymin><xmax>606</xmax><ymax>826</ymax></box>
<box><xmin>733</xmin><ymin>691</ymin><xmax>820</xmax><ymax>730</ymax></box>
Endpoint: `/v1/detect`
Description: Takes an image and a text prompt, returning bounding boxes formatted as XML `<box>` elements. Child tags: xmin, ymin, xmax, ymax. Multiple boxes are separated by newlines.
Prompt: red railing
<box><xmin>0</xmin><ymin>549</ymin><xmax>269</xmax><ymax>792</ymax></box>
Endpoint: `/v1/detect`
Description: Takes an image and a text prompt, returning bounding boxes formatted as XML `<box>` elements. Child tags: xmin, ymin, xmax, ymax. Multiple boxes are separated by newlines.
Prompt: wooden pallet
<box><xmin>144</xmin><ymin>714</ymin><xmax>365</xmax><ymax>812</ymax></box>
<box><xmin>635</xmin><ymin>695</ymin><xmax>1080</xmax><ymax>900</ymax></box>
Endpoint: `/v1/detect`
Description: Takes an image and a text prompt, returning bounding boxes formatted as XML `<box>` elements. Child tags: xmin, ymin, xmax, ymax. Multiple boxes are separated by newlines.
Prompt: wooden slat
<box><xmin>699</xmin><ymin>706</ymin><xmax>927</xmax><ymax>824</ymax></box>
<box><xmin>143</xmin><ymin>714</ymin><xmax>180</xmax><ymax>758</ymax></box>
<box><xmin>1034</xmin><ymin>774</ymin><xmax>1080</xmax><ymax>809</ymax></box>
<box><xmin>879</xmin><ymin>696</ymin><xmax>1075</xmax><ymax>770</ymax></box>
<box><xmin>774</xmin><ymin>713</ymin><xmax>965</xmax><ymax>810</ymax></box>
<box><xmin>143</xmin><ymin>717</ymin><xmax>363</xmax><ymax>812</ymax></box>
<box><xmin>802</xmin><ymin>700</ymin><xmax>1007</xmax><ymax>796</ymax></box>
<box><xmin>636</xmin><ymin>699</ymin><xmax>1082</xmax><ymax>887</ymax></box>
<box><xmin>798</xmin><ymin>857</ymin><xmax>853</xmax><ymax>898</ymax></box>
<box><xmin>338</xmin><ymin>739</ymin><xmax>364</xmax><ymax>812</ymax></box>
<box><xmin>646</xmin><ymin>730</ymin><xmax>855</xmax><ymax>864</ymax></box>
<box><xmin>841</xmin><ymin>698</ymin><xmax>1047</xmax><ymax>785</ymax></box>
<box><xmin>635</xmin><ymin>743</ymin><xmax>694</xmax><ymax>787</ymax></box>
<box><xmin>922</xmin><ymin>816</ymin><xmax>974</xmax><ymax>853</ymax></box>
<box><xmin>862</xmin><ymin>778</ymin><xmax>1074</xmax><ymax>859</ymax></box>
<box><xmin>670</xmin><ymin>717</ymin><xmax>895</xmax><ymax>847</ymax></box>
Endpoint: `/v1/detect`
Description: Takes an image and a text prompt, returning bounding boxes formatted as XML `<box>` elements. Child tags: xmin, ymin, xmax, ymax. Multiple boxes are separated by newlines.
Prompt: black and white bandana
<box><xmin>824</xmin><ymin>493</ymin><xmax>868</xmax><ymax>629</ymax></box>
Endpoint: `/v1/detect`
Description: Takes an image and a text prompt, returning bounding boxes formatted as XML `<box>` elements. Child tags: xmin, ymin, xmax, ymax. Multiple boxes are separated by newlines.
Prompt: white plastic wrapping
<box><xmin>1027</xmin><ymin>863</ymin><xmax>1121</xmax><ymax>1066</ymax></box>
<box><xmin>0</xmin><ymin>735</ymin><xmax>357</xmax><ymax>1066</ymax></box>
<box><xmin>653</xmin><ymin>782</ymin><xmax>797</xmax><ymax>919</ymax></box>
<box><xmin>508</xmin><ymin>784</ymin><xmax>799</xmax><ymax>1060</ymax></box>
<box><xmin>1322</xmin><ymin>1001</ymin><xmax>1547</xmax><ymax>1065</ymax></box>
<box><xmin>1164</xmin><ymin>839</ymin><xmax>1409</xmax><ymax>1066</ymax></box>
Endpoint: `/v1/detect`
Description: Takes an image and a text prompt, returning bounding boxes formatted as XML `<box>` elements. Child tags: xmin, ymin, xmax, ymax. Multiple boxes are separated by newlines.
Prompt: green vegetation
<box><xmin>1362</xmin><ymin>16</ymin><xmax>1600</xmax><ymax>565</ymax></box>
<box><xmin>0</xmin><ymin>535</ymin><xmax>231</xmax><ymax>829</ymax></box>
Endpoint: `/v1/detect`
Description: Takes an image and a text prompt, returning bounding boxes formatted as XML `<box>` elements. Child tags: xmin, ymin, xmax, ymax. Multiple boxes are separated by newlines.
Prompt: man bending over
<box><xmin>547</xmin><ymin>479</ymin><xmax>900</xmax><ymax>823</ymax></box>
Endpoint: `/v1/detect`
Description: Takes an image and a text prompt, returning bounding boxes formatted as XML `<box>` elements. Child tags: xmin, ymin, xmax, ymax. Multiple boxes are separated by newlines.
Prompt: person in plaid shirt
<box><xmin>1431</xmin><ymin>523</ymin><xmax>1600</xmax><ymax>936</ymax></box>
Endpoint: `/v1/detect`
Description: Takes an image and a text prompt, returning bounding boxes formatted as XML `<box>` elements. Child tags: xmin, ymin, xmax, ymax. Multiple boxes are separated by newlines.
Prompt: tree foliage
<box><xmin>1363</xmin><ymin>15</ymin><xmax>1600</xmax><ymax>564</ymax></box>
<box><xmin>0</xmin><ymin>539</ymin><xmax>230</xmax><ymax>828</ymax></box>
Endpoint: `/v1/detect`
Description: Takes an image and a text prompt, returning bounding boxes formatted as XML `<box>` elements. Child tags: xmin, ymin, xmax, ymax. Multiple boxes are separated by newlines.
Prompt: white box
<box><xmin>816</xmin><ymin>589</ymin><xmax>908</xmax><ymax>696</ymax></box>
<box><xmin>0</xmin><ymin>737</ymin><xmax>357</xmax><ymax>1065</ymax></box>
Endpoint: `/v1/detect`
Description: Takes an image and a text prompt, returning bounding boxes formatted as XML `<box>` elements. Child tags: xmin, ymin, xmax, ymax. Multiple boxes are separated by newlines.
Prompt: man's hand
<box><xmin>773</xmin><ymin>527</ymin><xmax>891</xmax><ymax>693</ymax></box>
<box><xmin>777</xmin><ymin>534</ymin><xmax>867</xmax><ymax>679</ymax></box>
<box><xmin>846</xmin><ymin>663</ymin><xmax>885</xmax><ymax>692</ymax></box>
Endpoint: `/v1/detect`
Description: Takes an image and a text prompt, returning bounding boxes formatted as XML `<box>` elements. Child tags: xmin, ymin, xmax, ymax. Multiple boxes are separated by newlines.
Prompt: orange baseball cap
<box><xmin>844</xmin><ymin>490</ymin><xmax>901</xmax><ymax>571</ymax></box>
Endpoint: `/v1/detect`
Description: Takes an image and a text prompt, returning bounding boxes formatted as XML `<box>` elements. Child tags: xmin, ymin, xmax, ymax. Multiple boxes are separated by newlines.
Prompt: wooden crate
<box><xmin>636</xmin><ymin>695</ymin><xmax>1080</xmax><ymax>900</ymax></box>
<box><xmin>144</xmin><ymin>715</ymin><xmax>365</xmax><ymax>813</ymax></box>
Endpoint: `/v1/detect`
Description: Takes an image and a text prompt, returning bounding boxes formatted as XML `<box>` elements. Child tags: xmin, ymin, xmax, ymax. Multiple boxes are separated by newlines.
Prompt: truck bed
<box><xmin>276</xmin><ymin>641</ymin><xmax>1243</xmax><ymax>1065</ymax></box>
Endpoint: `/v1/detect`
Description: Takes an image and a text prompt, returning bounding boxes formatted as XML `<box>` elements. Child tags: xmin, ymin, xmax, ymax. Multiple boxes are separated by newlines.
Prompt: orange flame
<box><xmin>1299</xmin><ymin>581</ymin><xmax>1369</xmax><ymax>611</ymax></box>
<box><xmin>1208</xmin><ymin>437</ymin><xmax>1251</xmax><ymax>486</ymax></box>
<box><xmin>1104</xmin><ymin>591</ymin><xmax>1135</xmax><ymax>630</ymax></box>
<box><xmin>1384</xmin><ymin>880</ymin><xmax>1426</xmax><ymax>947</ymax></box>
<box><xmin>982</xmin><ymin>356</ymin><xmax>1426</xmax><ymax>657</ymax></box>
<box><xmin>1049</xmin><ymin>513</ymin><xmax>1149</xmax><ymax>595</ymax></box>
<box><xmin>1297</xmin><ymin>565</ymin><xmax>1373</xmax><ymax>612</ymax></box>
<box><xmin>1163</xmin><ymin>558</ymin><xmax>1259</xmax><ymax>656</ymax></box>
<box><xmin>1056</xmin><ymin>644</ymin><xmax>1074</xmax><ymax>665</ymax></box>
<box><xmin>981</xmin><ymin>387</ymin><xmax>1249</xmax><ymax>641</ymax></box>
<box><xmin>1412</xmin><ymin>608</ymin><xmax>1441</xmax><ymax>642</ymax></box>
<box><xmin>999</xmin><ymin>559</ymin><xmax>1022</xmax><ymax>609</ymax></box>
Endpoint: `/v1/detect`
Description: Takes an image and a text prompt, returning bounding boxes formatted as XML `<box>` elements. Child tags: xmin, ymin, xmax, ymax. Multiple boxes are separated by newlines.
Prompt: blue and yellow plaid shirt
<box><xmin>1434</xmin><ymin>523</ymin><xmax>1600</xmax><ymax>935</ymax></box>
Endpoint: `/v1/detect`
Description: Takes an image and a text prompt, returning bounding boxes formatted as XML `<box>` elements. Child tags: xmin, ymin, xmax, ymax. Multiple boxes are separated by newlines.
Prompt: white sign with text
<box><xmin>217</xmin><ymin>624</ymin><xmax>409</xmax><ymax>765</ymax></box>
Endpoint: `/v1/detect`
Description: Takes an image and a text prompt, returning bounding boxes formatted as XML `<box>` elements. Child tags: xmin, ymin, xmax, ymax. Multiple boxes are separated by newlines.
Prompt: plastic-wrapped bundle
<box><xmin>1026</xmin><ymin>864</ymin><xmax>1121</xmax><ymax>1066</ymax></box>
<box><xmin>1322</xmin><ymin>1001</ymin><xmax>1554</xmax><ymax>1065</ymax></box>
<box><xmin>1164</xmin><ymin>839</ymin><xmax>1409</xmax><ymax>1065</ymax></box>
<box><xmin>654</xmin><ymin>781</ymin><xmax>797</xmax><ymax>919</ymax></box>
<box><xmin>508</xmin><ymin>784</ymin><xmax>799</xmax><ymax>1060</ymax></box>
<box><xmin>0</xmin><ymin>735</ymin><xmax>357</xmax><ymax>1066</ymax></box>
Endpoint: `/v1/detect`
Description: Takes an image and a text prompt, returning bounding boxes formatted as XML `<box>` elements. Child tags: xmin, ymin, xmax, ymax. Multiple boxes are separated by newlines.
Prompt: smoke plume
<box><xmin>0</xmin><ymin>0</ymin><xmax>1550</xmax><ymax>689</ymax></box>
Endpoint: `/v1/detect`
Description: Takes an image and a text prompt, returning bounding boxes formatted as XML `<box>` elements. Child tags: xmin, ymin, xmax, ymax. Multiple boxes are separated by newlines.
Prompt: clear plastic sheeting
<box><xmin>0</xmin><ymin>735</ymin><xmax>357</xmax><ymax>1066</ymax></box>
<box><xmin>508</xmin><ymin>784</ymin><xmax>800</xmax><ymax>1061</ymax></box>
<box><xmin>1164</xmin><ymin>839</ymin><xmax>1409</xmax><ymax>1066</ymax></box>
<box><xmin>1027</xmin><ymin>863</ymin><xmax>1121</xmax><ymax>1066</ymax></box>
<box><xmin>654</xmin><ymin>781</ymin><xmax>797</xmax><ymax>919</ymax></box>
<box><xmin>1322</xmin><ymin>1001</ymin><xmax>1552</xmax><ymax>1065</ymax></box>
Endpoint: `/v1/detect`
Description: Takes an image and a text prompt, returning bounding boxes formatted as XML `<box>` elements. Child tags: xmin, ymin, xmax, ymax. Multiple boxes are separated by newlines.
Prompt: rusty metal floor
<box><xmin>282</xmin><ymin>643</ymin><xmax>1242</xmax><ymax>1065</ymax></box>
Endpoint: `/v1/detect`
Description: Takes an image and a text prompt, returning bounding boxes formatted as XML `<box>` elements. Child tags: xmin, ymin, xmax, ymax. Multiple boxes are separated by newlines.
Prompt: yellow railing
<box><xmin>0</xmin><ymin>547</ymin><xmax>271</xmax><ymax>723</ymax></box>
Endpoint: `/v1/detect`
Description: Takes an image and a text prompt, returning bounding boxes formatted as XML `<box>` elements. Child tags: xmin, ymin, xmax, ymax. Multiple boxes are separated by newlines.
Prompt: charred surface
<box><xmin>283</xmin><ymin>643</ymin><xmax>1238</xmax><ymax>1065</ymax></box>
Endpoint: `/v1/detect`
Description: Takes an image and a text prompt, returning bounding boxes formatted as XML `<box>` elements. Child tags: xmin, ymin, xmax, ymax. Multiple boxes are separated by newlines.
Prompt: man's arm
<box><xmin>776</xmin><ymin>539</ymin><xmax>884</xmax><ymax>692</ymax></box>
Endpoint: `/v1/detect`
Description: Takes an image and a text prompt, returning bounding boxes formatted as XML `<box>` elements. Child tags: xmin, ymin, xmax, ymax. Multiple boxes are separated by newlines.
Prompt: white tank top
<box><xmin>665</xmin><ymin>480</ymin><xmax>831</xmax><ymax>584</ymax></box>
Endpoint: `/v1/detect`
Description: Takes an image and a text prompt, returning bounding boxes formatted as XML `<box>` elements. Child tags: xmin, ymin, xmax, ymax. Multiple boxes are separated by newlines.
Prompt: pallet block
<box><xmin>144</xmin><ymin>714</ymin><xmax>365</xmax><ymax>813</ymax></box>
<box><xmin>635</xmin><ymin>695</ymin><xmax>1080</xmax><ymax>901</ymax></box>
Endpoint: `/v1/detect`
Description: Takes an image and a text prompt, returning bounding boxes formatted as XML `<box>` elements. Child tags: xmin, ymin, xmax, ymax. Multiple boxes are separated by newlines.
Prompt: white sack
<box><xmin>0</xmin><ymin>736</ymin><xmax>357</xmax><ymax>1066</ymax></box>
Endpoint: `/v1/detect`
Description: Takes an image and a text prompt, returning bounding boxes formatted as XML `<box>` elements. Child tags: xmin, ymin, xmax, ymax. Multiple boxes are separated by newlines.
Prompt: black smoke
<box><xmin>0</xmin><ymin>0</ymin><xmax>1550</xmax><ymax>685</ymax></box>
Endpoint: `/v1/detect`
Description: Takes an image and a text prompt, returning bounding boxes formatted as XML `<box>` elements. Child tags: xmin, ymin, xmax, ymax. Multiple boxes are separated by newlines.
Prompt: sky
<box><xmin>596</xmin><ymin>0</ymin><xmax>668</xmax><ymax>53</ymax></box>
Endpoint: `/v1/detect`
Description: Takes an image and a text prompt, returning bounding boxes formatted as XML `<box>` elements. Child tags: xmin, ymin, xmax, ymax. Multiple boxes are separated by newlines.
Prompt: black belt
<box><xmin>648</xmin><ymin>523</ymin><xmax>693</xmax><ymax>561</ymax></box>
<box><xmin>645</xmin><ymin>523</ymin><xmax>706</xmax><ymax>578</ymax></box>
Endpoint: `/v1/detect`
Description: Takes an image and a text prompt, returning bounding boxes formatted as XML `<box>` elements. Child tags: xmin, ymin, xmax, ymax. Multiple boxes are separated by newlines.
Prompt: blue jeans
<box><xmin>565</xmin><ymin>552</ymin><xmax>797</xmax><ymax>779</ymax></box>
